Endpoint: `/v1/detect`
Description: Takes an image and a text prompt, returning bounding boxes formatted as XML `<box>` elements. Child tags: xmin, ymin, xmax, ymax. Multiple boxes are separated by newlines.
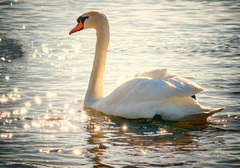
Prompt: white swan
<box><xmin>69</xmin><ymin>11</ymin><xmax>225</xmax><ymax>121</ymax></box>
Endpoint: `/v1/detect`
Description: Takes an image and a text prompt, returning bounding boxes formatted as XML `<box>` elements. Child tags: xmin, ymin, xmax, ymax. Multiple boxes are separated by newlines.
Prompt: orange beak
<box><xmin>69</xmin><ymin>21</ymin><xmax>84</xmax><ymax>35</ymax></box>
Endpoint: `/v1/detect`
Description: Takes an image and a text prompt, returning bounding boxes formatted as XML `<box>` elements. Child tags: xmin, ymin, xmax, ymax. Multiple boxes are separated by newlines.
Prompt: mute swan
<box><xmin>69</xmin><ymin>11</ymin><xmax>225</xmax><ymax>121</ymax></box>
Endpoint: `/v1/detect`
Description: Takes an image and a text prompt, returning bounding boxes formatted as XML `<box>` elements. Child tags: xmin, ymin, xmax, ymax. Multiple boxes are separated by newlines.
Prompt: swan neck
<box><xmin>84</xmin><ymin>22</ymin><xmax>109</xmax><ymax>106</ymax></box>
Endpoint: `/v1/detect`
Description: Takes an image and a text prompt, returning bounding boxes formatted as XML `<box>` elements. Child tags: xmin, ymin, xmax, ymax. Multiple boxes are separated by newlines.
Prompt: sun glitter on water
<box><xmin>122</xmin><ymin>124</ymin><xmax>128</xmax><ymax>131</ymax></box>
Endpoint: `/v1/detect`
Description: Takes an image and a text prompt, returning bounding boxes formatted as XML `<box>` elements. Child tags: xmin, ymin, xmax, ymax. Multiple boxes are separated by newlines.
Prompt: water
<box><xmin>0</xmin><ymin>0</ymin><xmax>240</xmax><ymax>167</ymax></box>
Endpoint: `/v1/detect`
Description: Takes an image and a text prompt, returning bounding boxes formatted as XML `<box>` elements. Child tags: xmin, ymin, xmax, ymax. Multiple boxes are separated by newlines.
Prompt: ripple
<box><xmin>0</xmin><ymin>0</ymin><xmax>240</xmax><ymax>167</ymax></box>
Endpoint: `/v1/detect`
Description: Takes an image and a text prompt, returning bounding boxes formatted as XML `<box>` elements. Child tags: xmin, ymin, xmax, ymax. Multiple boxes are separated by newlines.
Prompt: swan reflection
<box><xmin>82</xmin><ymin>107</ymin><xmax>211</xmax><ymax>166</ymax></box>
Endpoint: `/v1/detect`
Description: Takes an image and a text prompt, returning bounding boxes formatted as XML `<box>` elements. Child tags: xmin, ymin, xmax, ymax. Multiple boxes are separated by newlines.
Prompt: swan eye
<box><xmin>77</xmin><ymin>16</ymin><xmax>89</xmax><ymax>25</ymax></box>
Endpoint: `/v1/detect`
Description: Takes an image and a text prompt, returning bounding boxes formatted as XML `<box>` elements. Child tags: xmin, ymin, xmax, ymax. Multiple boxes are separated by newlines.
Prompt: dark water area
<box><xmin>0</xmin><ymin>0</ymin><xmax>240</xmax><ymax>167</ymax></box>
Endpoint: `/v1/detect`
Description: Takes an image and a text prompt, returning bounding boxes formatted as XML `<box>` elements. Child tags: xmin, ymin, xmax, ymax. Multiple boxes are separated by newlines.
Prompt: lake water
<box><xmin>0</xmin><ymin>0</ymin><xmax>240</xmax><ymax>167</ymax></box>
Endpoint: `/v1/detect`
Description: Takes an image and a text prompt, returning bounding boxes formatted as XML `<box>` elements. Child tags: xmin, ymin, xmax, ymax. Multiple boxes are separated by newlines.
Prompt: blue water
<box><xmin>0</xmin><ymin>0</ymin><xmax>240</xmax><ymax>167</ymax></box>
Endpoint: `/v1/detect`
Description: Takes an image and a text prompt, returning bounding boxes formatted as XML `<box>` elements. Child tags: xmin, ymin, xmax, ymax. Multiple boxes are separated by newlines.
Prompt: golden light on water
<box><xmin>48</xmin><ymin>103</ymin><xmax>53</xmax><ymax>108</ymax></box>
<box><xmin>32</xmin><ymin>121</ymin><xmax>41</xmax><ymax>128</ymax></box>
<box><xmin>5</xmin><ymin>76</ymin><xmax>10</xmax><ymax>80</ymax></box>
<box><xmin>39</xmin><ymin>149</ymin><xmax>50</xmax><ymax>154</ymax></box>
<box><xmin>29</xmin><ymin>118</ymin><xmax>79</xmax><ymax>132</ymax></box>
<box><xmin>68</xmin><ymin>109</ymin><xmax>76</xmax><ymax>114</ymax></box>
<box><xmin>42</xmin><ymin>44</ymin><xmax>49</xmax><ymax>54</ymax></box>
<box><xmin>0</xmin><ymin>96</ymin><xmax>8</xmax><ymax>103</ymax></box>
<box><xmin>25</xmin><ymin>102</ymin><xmax>31</xmax><ymax>107</ymax></box>
<box><xmin>34</xmin><ymin>97</ymin><xmax>42</xmax><ymax>104</ymax></box>
<box><xmin>140</xmin><ymin>149</ymin><xmax>148</xmax><ymax>155</ymax></box>
<box><xmin>157</xmin><ymin>129</ymin><xmax>172</xmax><ymax>135</ymax></box>
<box><xmin>20</xmin><ymin>108</ymin><xmax>28</xmax><ymax>115</ymax></box>
<box><xmin>158</xmin><ymin>129</ymin><xmax>167</xmax><ymax>134</ymax></box>
<box><xmin>4</xmin><ymin>119</ymin><xmax>12</xmax><ymax>124</ymax></box>
<box><xmin>64</xmin><ymin>103</ymin><xmax>69</xmax><ymax>109</ymax></box>
<box><xmin>46</xmin><ymin>92</ymin><xmax>57</xmax><ymax>98</ymax></box>
<box><xmin>13</xmin><ymin>110</ymin><xmax>20</xmax><ymax>115</ymax></box>
<box><xmin>2</xmin><ymin>93</ymin><xmax>21</xmax><ymax>102</ymax></box>
<box><xmin>73</xmin><ymin>149</ymin><xmax>85</xmax><ymax>158</ymax></box>
<box><xmin>0</xmin><ymin>111</ymin><xmax>10</xmax><ymax>119</ymax></box>
<box><xmin>94</xmin><ymin>125</ymin><xmax>101</xmax><ymax>132</ymax></box>
<box><xmin>0</xmin><ymin>1</ymin><xmax>238</xmax><ymax>167</ymax></box>
<box><xmin>32</xmin><ymin>49</ymin><xmax>37</xmax><ymax>58</ymax></box>
<box><xmin>60</xmin><ymin>125</ymin><xmax>70</xmax><ymax>132</ymax></box>
<box><xmin>80</xmin><ymin>112</ymin><xmax>90</xmax><ymax>123</ymax></box>
<box><xmin>73</xmin><ymin>149</ymin><xmax>81</xmax><ymax>155</ymax></box>
<box><xmin>122</xmin><ymin>124</ymin><xmax>128</xmax><ymax>131</ymax></box>
<box><xmin>24</xmin><ymin>123</ymin><xmax>31</xmax><ymax>129</ymax></box>
<box><xmin>1</xmin><ymin>57</ymin><xmax>6</xmax><ymax>61</ymax></box>
<box><xmin>0</xmin><ymin>133</ymin><xmax>13</xmax><ymax>139</ymax></box>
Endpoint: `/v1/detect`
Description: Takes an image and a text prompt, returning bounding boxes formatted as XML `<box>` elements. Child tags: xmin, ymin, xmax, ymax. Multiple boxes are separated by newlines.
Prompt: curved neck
<box><xmin>84</xmin><ymin>22</ymin><xmax>109</xmax><ymax>106</ymax></box>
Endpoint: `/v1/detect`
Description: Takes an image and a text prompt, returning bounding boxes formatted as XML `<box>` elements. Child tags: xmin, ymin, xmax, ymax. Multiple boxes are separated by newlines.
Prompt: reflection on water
<box><xmin>75</xmin><ymin>109</ymin><xmax>225</xmax><ymax>167</ymax></box>
<box><xmin>0</xmin><ymin>35</ymin><xmax>24</xmax><ymax>62</ymax></box>
<box><xmin>0</xmin><ymin>0</ymin><xmax>240</xmax><ymax>167</ymax></box>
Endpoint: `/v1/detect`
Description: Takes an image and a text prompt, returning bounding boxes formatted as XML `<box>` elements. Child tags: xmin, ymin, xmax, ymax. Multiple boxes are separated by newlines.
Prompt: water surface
<box><xmin>0</xmin><ymin>0</ymin><xmax>240</xmax><ymax>167</ymax></box>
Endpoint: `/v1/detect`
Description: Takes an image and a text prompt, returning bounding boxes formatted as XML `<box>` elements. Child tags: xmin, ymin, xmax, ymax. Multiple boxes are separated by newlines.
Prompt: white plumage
<box><xmin>69</xmin><ymin>11</ymin><xmax>225</xmax><ymax>121</ymax></box>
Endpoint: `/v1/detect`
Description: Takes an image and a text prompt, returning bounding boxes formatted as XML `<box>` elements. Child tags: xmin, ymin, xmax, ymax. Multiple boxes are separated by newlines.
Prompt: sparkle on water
<box><xmin>0</xmin><ymin>0</ymin><xmax>240</xmax><ymax>167</ymax></box>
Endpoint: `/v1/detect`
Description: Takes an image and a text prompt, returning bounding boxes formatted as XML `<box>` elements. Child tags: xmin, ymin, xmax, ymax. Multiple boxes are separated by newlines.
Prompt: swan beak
<box><xmin>69</xmin><ymin>21</ymin><xmax>84</xmax><ymax>35</ymax></box>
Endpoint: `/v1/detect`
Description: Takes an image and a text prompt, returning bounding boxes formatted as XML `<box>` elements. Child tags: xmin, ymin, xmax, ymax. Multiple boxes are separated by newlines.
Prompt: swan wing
<box><xmin>92</xmin><ymin>77</ymin><xmax>191</xmax><ymax>119</ymax></box>
<box><xmin>92</xmin><ymin>76</ymin><xmax>224</xmax><ymax>120</ymax></box>
<box><xmin>135</xmin><ymin>69</ymin><xmax>203</xmax><ymax>96</ymax></box>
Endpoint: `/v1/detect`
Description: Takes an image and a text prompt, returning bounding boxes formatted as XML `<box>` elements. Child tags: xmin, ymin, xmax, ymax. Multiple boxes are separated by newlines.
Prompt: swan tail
<box><xmin>204</xmin><ymin>107</ymin><xmax>226</xmax><ymax>116</ymax></box>
<box><xmin>184</xmin><ymin>107</ymin><xmax>226</xmax><ymax>121</ymax></box>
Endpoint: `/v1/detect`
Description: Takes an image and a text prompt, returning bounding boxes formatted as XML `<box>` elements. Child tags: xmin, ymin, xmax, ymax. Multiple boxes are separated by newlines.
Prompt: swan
<box><xmin>69</xmin><ymin>11</ymin><xmax>225</xmax><ymax>121</ymax></box>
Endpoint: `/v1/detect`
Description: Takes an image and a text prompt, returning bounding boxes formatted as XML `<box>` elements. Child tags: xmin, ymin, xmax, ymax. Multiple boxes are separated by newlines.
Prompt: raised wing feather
<box><xmin>134</xmin><ymin>69</ymin><xmax>203</xmax><ymax>96</ymax></box>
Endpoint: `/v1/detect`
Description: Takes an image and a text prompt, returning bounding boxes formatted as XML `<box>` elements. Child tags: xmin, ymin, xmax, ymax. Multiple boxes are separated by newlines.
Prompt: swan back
<box><xmin>135</xmin><ymin>69</ymin><xmax>203</xmax><ymax>96</ymax></box>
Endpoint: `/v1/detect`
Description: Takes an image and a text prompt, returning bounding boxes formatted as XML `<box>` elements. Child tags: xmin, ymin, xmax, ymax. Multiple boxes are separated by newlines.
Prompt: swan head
<box><xmin>69</xmin><ymin>11</ymin><xmax>108</xmax><ymax>35</ymax></box>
